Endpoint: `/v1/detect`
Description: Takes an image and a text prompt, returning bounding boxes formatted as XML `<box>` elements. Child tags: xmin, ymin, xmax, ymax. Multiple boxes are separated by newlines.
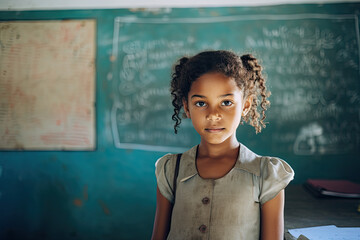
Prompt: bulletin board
<box><xmin>0</xmin><ymin>20</ymin><xmax>96</xmax><ymax>150</ymax></box>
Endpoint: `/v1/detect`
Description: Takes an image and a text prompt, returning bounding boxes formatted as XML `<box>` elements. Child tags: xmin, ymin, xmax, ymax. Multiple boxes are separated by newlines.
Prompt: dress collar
<box><xmin>179</xmin><ymin>143</ymin><xmax>261</xmax><ymax>182</ymax></box>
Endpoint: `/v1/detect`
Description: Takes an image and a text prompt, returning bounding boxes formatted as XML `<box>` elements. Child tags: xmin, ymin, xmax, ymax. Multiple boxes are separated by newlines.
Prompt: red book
<box><xmin>305</xmin><ymin>179</ymin><xmax>360</xmax><ymax>198</ymax></box>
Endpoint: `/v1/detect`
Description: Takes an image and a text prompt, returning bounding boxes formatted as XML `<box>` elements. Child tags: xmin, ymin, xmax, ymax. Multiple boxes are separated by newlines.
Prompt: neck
<box><xmin>198</xmin><ymin>134</ymin><xmax>240</xmax><ymax>158</ymax></box>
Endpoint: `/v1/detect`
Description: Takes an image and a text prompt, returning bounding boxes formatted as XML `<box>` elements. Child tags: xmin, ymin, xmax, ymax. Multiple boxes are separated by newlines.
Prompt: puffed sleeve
<box><xmin>155</xmin><ymin>153</ymin><xmax>176</xmax><ymax>204</ymax></box>
<box><xmin>259</xmin><ymin>157</ymin><xmax>294</xmax><ymax>205</ymax></box>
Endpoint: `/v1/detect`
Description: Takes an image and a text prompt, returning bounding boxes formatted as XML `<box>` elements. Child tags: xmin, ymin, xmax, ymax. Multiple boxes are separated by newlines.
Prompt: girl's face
<box><xmin>183</xmin><ymin>72</ymin><xmax>252</xmax><ymax>145</ymax></box>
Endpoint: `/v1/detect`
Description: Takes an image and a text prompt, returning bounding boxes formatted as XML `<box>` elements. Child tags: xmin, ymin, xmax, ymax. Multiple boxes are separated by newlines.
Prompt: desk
<box><xmin>284</xmin><ymin>185</ymin><xmax>360</xmax><ymax>239</ymax></box>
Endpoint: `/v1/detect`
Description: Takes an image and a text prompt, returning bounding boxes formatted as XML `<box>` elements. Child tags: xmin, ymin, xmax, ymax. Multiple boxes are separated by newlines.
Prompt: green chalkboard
<box><xmin>110</xmin><ymin>13</ymin><xmax>360</xmax><ymax>156</ymax></box>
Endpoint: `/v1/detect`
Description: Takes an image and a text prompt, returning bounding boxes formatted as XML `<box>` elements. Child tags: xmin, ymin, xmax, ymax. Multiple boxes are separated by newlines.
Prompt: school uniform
<box><xmin>155</xmin><ymin>143</ymin><xmax>294</xmax><ymax>240</ymax></box>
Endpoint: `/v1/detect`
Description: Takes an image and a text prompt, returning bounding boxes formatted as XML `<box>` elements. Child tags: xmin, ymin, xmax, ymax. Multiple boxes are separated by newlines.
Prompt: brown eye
<box><xmin>221</xmin><ymin>100</ymin><xmax>233</xmax><ymax>106</ymax></box>
<box><xmin>195</xmin><ymin>101</ymin><xmax>206</xmax><ymax>107</ymax></box>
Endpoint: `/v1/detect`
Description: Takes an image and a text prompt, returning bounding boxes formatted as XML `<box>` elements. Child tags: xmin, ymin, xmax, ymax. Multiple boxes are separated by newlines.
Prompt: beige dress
<box><xmin>155</xmin><ymin>143</ymin><xmax>294</xmax><ymax>240</ymax></box>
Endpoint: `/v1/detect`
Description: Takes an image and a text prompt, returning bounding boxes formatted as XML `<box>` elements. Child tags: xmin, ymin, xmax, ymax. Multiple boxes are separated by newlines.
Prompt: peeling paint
<box><xmin>83</xmin><ymin>185</ymin><xmax>88</xmax><ymax>201</ymax></box>
<box><xmin>98</xmin><ymin>200</ymin><xmax>111</xmax><ymax>215</ymax></box>
<box><xmin>210</xmin><ymin>11</ymin><xmax>220</xmax><ymax>16</ymax></box>
<box><xmin>73</xmin><ymin>198</ymin><xmax>83</xmax><ymax>207</ymax></box>
<box><xmin>109</xmin><ymin>55</ymin><xmax>116</xmax><ymax>62</ymax></box>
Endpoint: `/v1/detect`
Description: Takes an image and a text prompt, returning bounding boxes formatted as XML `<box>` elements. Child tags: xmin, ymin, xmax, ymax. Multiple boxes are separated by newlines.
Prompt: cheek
<box><xmin>190</xmin><ymin>111</ymin><xmax>203</xmax><ymax>123</ymax></box>
<box><xmin>227</xmin><ymin>107</ymin><xmax>243</xmax><ymax>125</ymax></box>
<box><xmin>189</xmin><ymin>110</ymin><xmax>205</xmax><ymax>129</ymax></box>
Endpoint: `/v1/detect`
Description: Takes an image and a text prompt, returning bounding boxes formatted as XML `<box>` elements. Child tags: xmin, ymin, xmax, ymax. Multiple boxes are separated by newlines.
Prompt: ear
<box><xmin>182</xmin><ymin>98</ymin><xmax>191</xmax><ymax>118</ymax></box>
<box><xmin>242</xmin><ymin>96</ymin><xmax>253</xmax><ymax>117</ymax></box>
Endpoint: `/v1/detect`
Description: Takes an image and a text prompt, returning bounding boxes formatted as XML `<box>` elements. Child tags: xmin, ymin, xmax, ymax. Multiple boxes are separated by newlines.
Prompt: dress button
<box><xmin>199</xmin><ymin>224</ymin><xmax>207</xmax><ymax>233</ymax></box>
<box><xmin>202</xmin><ymin>197</ymin><xmax>210</xmax><ymax>204</ymax></box>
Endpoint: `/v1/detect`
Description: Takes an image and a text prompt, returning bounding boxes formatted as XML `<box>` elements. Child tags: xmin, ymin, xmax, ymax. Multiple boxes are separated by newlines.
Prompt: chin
<box><xmin>202</xmin><ymin>137</ymin><xmax>228</xmax><ymax>145</ymax></box>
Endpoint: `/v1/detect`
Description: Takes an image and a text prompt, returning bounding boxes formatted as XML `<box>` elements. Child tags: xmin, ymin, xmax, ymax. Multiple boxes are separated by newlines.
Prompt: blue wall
<box><xmin>0</xmin><ymin>148</ymin><xmax>161</xmax><ymax>239</ymax></box>
<box><xmin>0</xmin><ymin>9</ymin><xmax>163</xmax><ymax>239</ymax></box>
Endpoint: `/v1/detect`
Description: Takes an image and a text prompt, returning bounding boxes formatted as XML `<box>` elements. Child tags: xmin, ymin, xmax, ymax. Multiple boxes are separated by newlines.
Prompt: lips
<box><xmin>205</xmin><ymin>127</ymin><xmax>225</xmax><ymax>133</ymax></box>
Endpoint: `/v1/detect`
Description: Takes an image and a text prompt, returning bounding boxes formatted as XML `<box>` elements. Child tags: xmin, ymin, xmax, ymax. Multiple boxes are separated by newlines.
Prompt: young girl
<box><xmin>151</xmin><ymin>50</ymin><xmax>294</xmax><ymax>240</ymax></box>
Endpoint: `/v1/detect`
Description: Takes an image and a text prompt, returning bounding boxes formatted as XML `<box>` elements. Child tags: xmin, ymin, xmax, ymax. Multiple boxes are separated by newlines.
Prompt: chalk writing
<box><xmin>110</xmin><ymin>15</ymin><xmax>360</xmax><ymax>153</ymax></box>
<box><xmin>294</xmin><ymin>121</ymin><xmax>359</xmax><ymax>155</ymax></box>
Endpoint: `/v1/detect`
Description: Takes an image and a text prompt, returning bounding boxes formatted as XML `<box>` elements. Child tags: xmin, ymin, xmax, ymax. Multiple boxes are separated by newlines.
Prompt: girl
<box><xmin>151</xmin><ymin>50</ymin><xmax>294</xmax><ymax>240</ymax></box>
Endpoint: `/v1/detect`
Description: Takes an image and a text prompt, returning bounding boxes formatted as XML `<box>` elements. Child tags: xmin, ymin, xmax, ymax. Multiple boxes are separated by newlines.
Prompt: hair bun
<box><xmin>240</xmin><ymin>54</ymin><xmax>261</xmax><ymax>71</ymax></box>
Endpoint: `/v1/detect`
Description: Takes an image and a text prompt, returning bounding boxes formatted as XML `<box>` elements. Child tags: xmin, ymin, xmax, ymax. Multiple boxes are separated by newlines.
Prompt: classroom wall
<box><xmin>1</xmin><ymin>0</ymin><xmax>360</xmax><ymax>9</ymax></box>
<box><xmin>0</xmin><ymin>2</ymin><xmax>360</xmax><ymax>240</ymax></box>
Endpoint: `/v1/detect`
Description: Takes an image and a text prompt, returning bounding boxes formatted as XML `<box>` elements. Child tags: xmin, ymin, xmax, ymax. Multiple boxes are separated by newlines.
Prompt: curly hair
<box><xmin>170</xmin><ymin>50</ymin><xmax>271</xmax><ymax>134</ymax></box>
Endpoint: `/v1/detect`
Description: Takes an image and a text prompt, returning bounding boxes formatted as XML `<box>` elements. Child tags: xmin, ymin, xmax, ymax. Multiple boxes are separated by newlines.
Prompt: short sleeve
<box><xmin>155</xmin><ymin>153</ymin><xmax>176</xmax><ymax>203</ymax></box>
<box><xmin>259</xmin><ymin>157</ymin><xmax>294</xmax><ymax>205</ymax></box>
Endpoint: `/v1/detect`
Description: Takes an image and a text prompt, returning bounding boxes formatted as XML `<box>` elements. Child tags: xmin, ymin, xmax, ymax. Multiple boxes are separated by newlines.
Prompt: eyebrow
<box><xmin>190</xmin><ymin>93</ymin><xmax>234</xmax><ymax>99</ymax></box>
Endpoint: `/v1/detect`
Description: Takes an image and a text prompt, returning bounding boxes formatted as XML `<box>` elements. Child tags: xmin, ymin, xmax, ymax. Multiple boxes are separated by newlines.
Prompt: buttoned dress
<box><xmin>155</xmin><ymin>143</ymin><xmax>294</xmax><ymax>240</ymax></box>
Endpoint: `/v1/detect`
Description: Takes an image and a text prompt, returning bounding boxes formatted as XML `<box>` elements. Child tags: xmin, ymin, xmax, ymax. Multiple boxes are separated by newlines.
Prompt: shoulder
<box><xmin>154</xmin><ymin>153</ymin><xmax>179</xmax><ymax>203</ymax></box>
<box><xmin>259</xmin><ymin>156</ymin><xmax>294</xmax><ymax>180</ymax></box>
<box><xmin>155</xmin><ymin>153</ymin><xmax>178</xmax><ymax>176</ymax></box>
<box><xmin>237</xmin><ymin>143</ymin><xmax>294</xmax><ymax>204</ymax></box>
<box><xmin>155</xmin><ymin>145</ymin><xmax>198</xmax><ymax>183</ymax></box>
<box><xmin>237</xmin><ymin>143</ymin><xmax>294</xmax><ymax>179</ymax></box>
<box><xmin>155</xmin><ymin>153</ymin><xmax>176</xmax><ymax>168</ymax></box>
<box><xmin>257</xmin><ymin>156</ymin><xmax>294</xmax><ymax>204</ymax></box>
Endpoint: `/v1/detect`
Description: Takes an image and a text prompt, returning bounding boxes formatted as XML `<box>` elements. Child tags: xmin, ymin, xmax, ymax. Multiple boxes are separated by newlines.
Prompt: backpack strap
<box><xmin>173</xmin><ymin>153</ymin><xmax>182</xmax><ymax>203</ymax></box>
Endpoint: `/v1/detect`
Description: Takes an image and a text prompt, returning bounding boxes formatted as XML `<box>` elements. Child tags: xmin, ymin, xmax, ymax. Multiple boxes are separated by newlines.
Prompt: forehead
<box><xmin>190</xmin><ymin>72</ymin><xmax>241</xmax><ymax>94</ymax></box>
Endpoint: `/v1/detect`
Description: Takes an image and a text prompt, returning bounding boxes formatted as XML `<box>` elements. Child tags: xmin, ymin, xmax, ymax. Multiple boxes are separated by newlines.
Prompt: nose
<box><xmin>206</xmin><ymin>108</ymin><xmax>222</xmax><ymax>121</ymax></box>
